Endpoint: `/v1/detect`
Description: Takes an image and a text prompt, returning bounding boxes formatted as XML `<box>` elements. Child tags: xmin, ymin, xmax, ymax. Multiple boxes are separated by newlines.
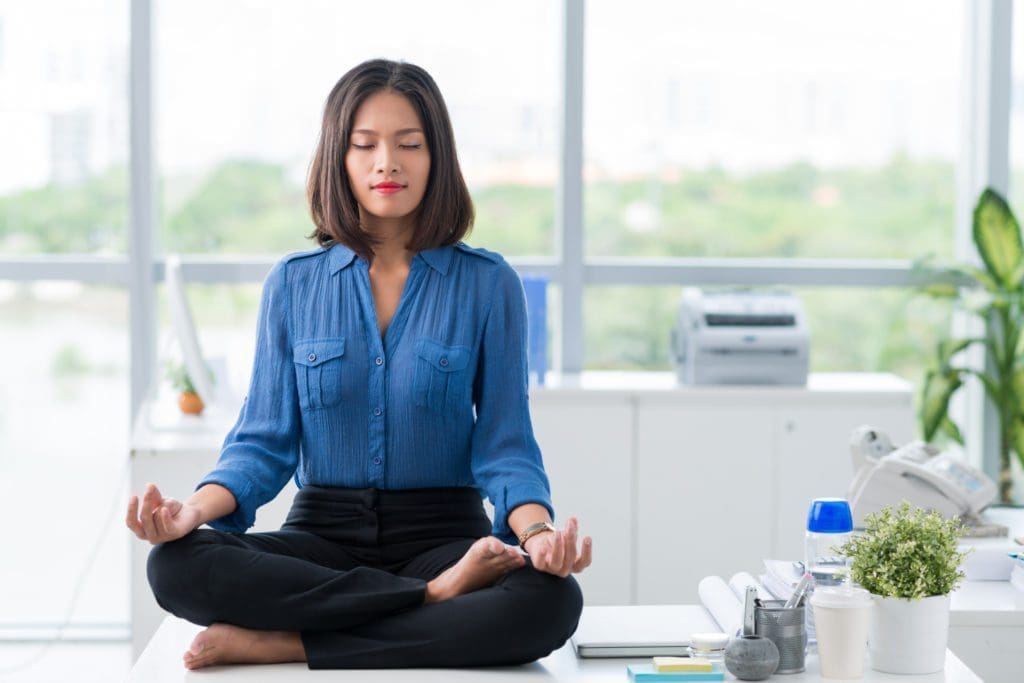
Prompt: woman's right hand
<box><xmin>126</xmin><ymin>483</ymin><xmax>202</xmax><ymax>545</ymax></box>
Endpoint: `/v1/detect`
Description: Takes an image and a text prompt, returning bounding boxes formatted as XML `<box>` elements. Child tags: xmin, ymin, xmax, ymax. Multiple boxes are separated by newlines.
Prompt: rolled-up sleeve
<box><xmin>195</xmin><ymin>259</ymin><xmax>300</xmax><ymax>533</ymax></box>
<box><xmin>469</xmin><ymin>261</ymin><xmax>554</xmax><ymax>544</ymax></box>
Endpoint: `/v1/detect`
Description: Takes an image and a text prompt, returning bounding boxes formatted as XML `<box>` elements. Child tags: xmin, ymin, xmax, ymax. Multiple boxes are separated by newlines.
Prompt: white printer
<box><xmin>670</xmin><ymin>287</ymin><xmax>810</xmax><ymax>385</ymax></box>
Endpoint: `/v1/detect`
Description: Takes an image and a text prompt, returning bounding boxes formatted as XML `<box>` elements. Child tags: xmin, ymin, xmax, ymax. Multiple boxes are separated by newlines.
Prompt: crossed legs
<box><xmin>147</xmin><ymin>529</ymin><xmax>582</xmax><ymax>669</ymax></box>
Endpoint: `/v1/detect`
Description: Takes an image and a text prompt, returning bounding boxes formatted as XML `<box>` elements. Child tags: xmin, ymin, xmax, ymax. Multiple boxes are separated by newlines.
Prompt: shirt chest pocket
<box><xmin>414</xmin><ymin>338</ymin><xmax>471</xmax><ymax>414</ymax></box>
<box><xmin>293</xmin><ymin>338</ymin><xmax>346</xmax><ymax>411</ymax></box>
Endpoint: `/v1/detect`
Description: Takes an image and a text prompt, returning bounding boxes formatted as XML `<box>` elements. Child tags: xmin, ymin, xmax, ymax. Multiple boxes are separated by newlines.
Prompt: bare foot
<box><xmin>425</xmin><ymin>537</ymin><xmax>526</xmax><ymax>604</ymax></box>
<box><xmin>182</xmin><ymin>623</ymin><xmax>305</xmax><ymax>670</ymax></box>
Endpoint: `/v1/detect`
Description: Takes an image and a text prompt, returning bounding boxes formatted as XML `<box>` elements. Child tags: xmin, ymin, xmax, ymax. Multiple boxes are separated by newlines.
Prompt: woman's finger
<box><xmin>140</xmin><ymin>486</ymin><xmax>158</xmax><ymax>540</ymax></box>
<box><xmin>549</xmin><ymin>530</ymin><xmax>565</xmax><ymax>569</ymax></box>
<box><xmin>530</xmin><ymin>547</ymin><xmax>547</xmax><ymax>571</ymax></box>
<box><xmin>562</xmin><ymin>519</ymin><xmax>579</xmax><ymax>575</ymax></box>
<box><xmin>125</xmin><ymin>496</ymin><xmax>145</xmax><ymax>539</ymax></box>
<box><xmin>153</xmin><ymin>506</ymin><xmax>169</xmax><ymax>540</ymax></box>
<box><xmin>573</xmin><ymin>536</ymin><xmax>593</xmax><ymax>573</ymax></box>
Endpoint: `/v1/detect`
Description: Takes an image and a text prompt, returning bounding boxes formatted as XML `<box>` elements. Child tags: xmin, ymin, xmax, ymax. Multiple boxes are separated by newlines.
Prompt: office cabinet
<box><xmin>636</xmin><ymin>404</ymin><xmax>775</xmax><ymax>604</ymax></box>
<box><xmin>530</xmin><ymin>394</ymin><xmax>633</xmax><ymax>605</ymax></box>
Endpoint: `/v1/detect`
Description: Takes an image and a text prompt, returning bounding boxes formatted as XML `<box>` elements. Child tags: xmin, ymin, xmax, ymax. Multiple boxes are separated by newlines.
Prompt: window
<box><xmin>0</xmin><ymin>1</ymin><xmax>128</xmax><ymax>255</ymax></box>
<box><xmin>0</xmin><ymin>283</ymin><xmax>129</xmax><ymax>628</ymax></box>
<box><xmin>583</xmin><ymin>286</ymin><xmax>950</xmax><ymax>380</ymax></box>
<box><xmin>1011</xmin><ymin>3</ymin><xmax>1024</xmax><ymax>213</ymax></box>
<box><xmin>155</xmin><ymin>282</ymin><xmax>260</xmax><ymax>406</ymax></box>
<box><xmin>155</xmin><ymin>0</ymin><xmax>560</xmax><ymax>257</ymax></box>
<box><xmin>583</xmin><ymin>0</ymin><xmax>961</xmax><ymax>260</ymax></box>
<box><xmin>0</xmin><ymin>0</ymin><xmax>130</xmax><ymax>640</ymax></box>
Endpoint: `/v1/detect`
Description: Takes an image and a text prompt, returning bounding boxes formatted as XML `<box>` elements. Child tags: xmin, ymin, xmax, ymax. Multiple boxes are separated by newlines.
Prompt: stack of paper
<box><xmin>758</xmin><ymin>559</ymin><xmax>816</xmax><ymax>643</ymax></box>
<box><xmin>697</xmin><ymin>574</ymin><xmax>769</xmax><ymax>636</ymax></box>
<box><xmin>699</xmin><ymin>562</ymin><xmax>818</xmax><ymax>643</ymax></box>
<box><xmin>759</xmin><ymin>559</ymin><xmax>803</xmax><ymax>601</ymax></box>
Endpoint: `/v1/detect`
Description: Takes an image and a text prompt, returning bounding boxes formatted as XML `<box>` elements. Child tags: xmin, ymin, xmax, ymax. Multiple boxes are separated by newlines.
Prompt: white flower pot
<box><xmin>868</xmin><ymin>593</ymin><xmax>950</xmax><ymax>674</ymax></box>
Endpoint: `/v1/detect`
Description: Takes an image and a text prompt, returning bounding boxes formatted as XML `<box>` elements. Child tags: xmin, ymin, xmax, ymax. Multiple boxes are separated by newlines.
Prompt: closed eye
<box><xmin>350</xmin><ymin>144</ymin><xmax>423</xmax><ymax>150</ymax></box>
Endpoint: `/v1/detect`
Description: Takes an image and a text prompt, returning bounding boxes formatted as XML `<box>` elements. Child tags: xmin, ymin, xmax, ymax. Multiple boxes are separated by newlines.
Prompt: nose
<box><xmin>374</xmin><ymin>146</ymin><xmax>400</xmax><ymax>175</ymax></box>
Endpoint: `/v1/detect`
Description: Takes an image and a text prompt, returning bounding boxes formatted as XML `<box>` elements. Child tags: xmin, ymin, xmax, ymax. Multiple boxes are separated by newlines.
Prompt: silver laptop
<box><xmin>571</xmin><ymin>605</ymin><xmax>720</xmax><ymax>658</ymax></box>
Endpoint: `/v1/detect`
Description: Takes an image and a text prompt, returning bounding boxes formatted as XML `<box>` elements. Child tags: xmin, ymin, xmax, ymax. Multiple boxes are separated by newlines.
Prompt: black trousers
<box><xmin>147</xmin><ymin>485</ymin><xmax>583</xmax><ymax>669</ymax></box>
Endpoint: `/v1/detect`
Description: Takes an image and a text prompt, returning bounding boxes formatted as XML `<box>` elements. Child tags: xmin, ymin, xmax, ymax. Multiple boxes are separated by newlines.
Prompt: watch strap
<box><xmin>518</xmin><ymin>522</ymin><xmax>556</xmax><ymax>552</ymax></box>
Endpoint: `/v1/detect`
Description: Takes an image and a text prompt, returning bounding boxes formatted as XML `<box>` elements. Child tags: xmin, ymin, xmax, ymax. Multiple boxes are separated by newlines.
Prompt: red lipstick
<box><xmin>373</xmin><ymin>181</ymin><xmax>404</xmax><ymax>194</ymax></box>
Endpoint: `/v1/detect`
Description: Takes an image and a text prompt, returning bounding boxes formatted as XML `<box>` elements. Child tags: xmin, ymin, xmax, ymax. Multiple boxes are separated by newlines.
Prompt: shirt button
<box><xmin>375</xmin><ymin>356</ymin><xmax>383</xmax><ymax>366</ymax></box>
<box><xmin>308</xmin><ymin>353</ymin><xmax>316</xmax><ymax>362</ymax></box>
<box><xmin>373</xmin><ymin>407</ymin><xmax>382</xmax><ymax>416</ymax></box>
<box><xmin>373</xmin><ymin>457</ymin><xmax>381</xmax><ymax>465</ymax></box>
<box><xmin>440</xmin><ymin>357</ymin><xmax>449</xmax><ymax>367</ymax></box>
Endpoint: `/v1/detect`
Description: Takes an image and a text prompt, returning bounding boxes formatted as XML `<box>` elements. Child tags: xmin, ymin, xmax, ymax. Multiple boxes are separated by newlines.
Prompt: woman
<box><xmin>125</xmin><ymin>58</ymin><xmax>592</xmax><ymax>670</ymax></box>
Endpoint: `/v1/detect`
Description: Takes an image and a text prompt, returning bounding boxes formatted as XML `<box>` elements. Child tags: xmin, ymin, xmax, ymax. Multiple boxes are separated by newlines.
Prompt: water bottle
<box><xmin>805</xmin><ymin>498</ymin><xmax>853</xmax><ymax>587</ymax></box>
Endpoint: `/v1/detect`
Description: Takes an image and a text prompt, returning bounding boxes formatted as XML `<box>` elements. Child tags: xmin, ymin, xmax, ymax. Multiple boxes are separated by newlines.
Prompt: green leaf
<box><xmin>921</xmin><ymin>282</ymin><xmax>959</xmax><ymax>299</ymax></box>
<box><xmin>1012</xmin><ymin>369</ymin><xmax>1024</xmax><ymax>411</ymax></box>
<box><xmin>1012</xmin><ymin>418</ymin><xmax>1024</xmax><ymax>468</ymax></box>
<box><xmin>919</xmin><ymin>370</ymin><xmax>963</xmax><ymax>442</ymax></box>
<box><xmin>1011</xmin><ymin>260</ymin><xmax>1024</xmax><ymax>290</ymax></box>
<box><xmin>940</xmin><ymin>416</ymin><xmax>965</xmax><ymax>445</ymax></box>
<box><xmin>973</xmin><ymin>188</ymin><xmax>1023</xmax><ymax>288</ymax></box>
<box><xmin>936</xmin><ymin>338</ymin><xmax>978</xmax><ymax>370</ymax></box>
<box><xmin>965</xmin><ymin>369</ymin><xmax>1002</xmax><ymax>405</ymax></box>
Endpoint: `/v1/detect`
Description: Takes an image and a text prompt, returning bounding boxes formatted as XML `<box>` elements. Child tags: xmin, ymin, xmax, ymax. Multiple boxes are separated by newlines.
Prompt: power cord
<box><xmin>0</xmin><ymin>454</ymin><xmax>133</xmax><ymax>677</ymax></box>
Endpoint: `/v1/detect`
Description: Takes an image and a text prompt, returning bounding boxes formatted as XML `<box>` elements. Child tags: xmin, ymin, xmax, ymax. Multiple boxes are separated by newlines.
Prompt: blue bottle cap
<box><xmin>807</xmin><ymin>498</ymin><xmax>853</xmax><ymax>533</ymax></box>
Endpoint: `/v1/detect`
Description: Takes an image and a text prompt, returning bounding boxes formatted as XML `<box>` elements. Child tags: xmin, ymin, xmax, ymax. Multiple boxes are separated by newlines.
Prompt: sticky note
<box><xmin>653</xmin><ymin>656</ymin><xmax>713</xmax><ymax>672</ymax></box>
<box><xmin>627</xmin><ymin>664</ymin><xmax>725</xmax><ymax>682</ymax></box>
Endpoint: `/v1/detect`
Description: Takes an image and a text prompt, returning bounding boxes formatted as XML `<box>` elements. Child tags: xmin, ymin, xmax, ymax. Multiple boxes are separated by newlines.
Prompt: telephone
<box><xmin>847</xmin><ymin>425</ymin><xmax>997</xmax><ymax>528</ymax></box>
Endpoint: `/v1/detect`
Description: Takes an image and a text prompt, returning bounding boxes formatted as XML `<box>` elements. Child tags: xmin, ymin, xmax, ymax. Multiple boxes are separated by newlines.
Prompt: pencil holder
<box><xmin>754</xmin><ymin>599</ymin><xmax>807</xmax><ymax>674</ymax></box>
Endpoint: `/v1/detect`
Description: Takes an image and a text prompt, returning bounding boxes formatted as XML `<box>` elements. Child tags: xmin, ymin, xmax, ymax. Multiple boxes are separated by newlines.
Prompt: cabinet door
<box><xmin>636</xmin><ymin>402</ymin><xmax>774</xmax><ymax>604</ymax></box>
<box><xmin>772</xmin><ymin>405</ymin><xmax>914</xmax><ymax>561</ymax></box>
<box><xmin>530</xmin><ymin>396</ymin><xmax>633</xmax><ymax>605</ymax></box>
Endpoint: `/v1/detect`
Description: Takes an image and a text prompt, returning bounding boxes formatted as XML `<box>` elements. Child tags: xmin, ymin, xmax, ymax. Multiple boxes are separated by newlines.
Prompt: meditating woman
<box><xmin>125</xmin><ymin>58</ymin><xmax>592</xmax><ymax>670</ymax></box>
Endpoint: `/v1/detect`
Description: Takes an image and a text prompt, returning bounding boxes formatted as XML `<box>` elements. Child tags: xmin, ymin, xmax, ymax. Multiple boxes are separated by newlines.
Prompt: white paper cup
<box><xmin>810</xmin><ymin>586</ymin><xmax>872</xmax><ymax>679</ymax></box>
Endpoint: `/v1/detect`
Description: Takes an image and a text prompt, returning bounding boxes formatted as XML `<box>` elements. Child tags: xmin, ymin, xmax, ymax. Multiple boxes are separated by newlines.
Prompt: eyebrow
<box><xmin>351</xmin><ymin>128</ymin><xmax>423</xmax><ymax>135</ymax></box>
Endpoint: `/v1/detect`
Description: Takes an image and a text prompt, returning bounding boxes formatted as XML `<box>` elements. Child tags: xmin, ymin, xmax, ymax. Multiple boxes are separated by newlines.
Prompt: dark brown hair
<box><xmin>306</xmin><ymin>59</ymin><xmax>474</xmax><ymax>258</ymax></box>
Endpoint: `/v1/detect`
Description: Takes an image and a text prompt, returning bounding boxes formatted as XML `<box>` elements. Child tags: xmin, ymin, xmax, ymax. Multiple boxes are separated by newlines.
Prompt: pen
<box><xmin>784</xmin><ymin>572</ymin><xmax>814</xmax><ymax>609</ymax></box>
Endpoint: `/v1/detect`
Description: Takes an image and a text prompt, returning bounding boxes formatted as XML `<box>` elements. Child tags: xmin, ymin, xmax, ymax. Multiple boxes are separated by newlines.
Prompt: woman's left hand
<box><xmin>524</xmin><ymin>516</ymin><xmax>592</xmax><ymax>577</ymax></box>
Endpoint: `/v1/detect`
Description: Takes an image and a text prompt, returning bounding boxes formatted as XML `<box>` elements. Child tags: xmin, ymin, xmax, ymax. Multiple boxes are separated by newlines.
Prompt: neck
<box><xmin>362</xmin><ymin>214</ymin><xmax>415</xmax><ymax>270</ymax></box>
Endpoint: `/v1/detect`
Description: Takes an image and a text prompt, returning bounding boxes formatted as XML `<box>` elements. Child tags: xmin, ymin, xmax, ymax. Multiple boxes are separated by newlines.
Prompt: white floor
<box><xmin>0</xmin><ymin>642</ymin><xmax>131</xmax><ymax>682</ymax></box>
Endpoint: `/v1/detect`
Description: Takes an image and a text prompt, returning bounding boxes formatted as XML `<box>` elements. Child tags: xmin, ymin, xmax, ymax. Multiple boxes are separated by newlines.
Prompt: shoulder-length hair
<box><xmin>306</xmin><ymin>59</ymin><xmax>474</xmax><ymax>258</ymax></box>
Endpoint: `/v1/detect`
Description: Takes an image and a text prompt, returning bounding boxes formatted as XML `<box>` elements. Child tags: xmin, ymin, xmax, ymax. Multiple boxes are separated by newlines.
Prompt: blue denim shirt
<box><xmin>196</xmin><ymin>242</ymin><xmax>553</xmax><ymax>544</ymax></box>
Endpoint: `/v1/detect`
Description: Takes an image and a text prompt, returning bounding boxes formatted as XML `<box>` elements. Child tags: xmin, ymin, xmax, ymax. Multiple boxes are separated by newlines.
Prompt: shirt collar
<box><xmin>328</xmin><ymin>241</ymin><xmax>454</xmax><ymax>275</ymax></box>
<box><xmin>327</xmin><ymin>243</ymin><xmax>357</xmax><ymax>274</ymax></box>
<box><xmin>417</xmin><ymin>245</ymin><xmax>454</xmax><ymax>275</ymax></box>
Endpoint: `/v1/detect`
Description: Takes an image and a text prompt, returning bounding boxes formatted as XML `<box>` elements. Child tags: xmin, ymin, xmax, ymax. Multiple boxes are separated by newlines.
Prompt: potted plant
<box><xmin>838</xmin><ymin>502</ymin><xmax>968</xmax><ymax>674</ymax></box>
<box><xmin>918</xmin><ymin>187</ymin><xmax>1024</xmax><ymax>503</ymax></box>
<box><xmin>164</xmin><ymin>360</ymin><xmax>213</xmax><ymax>416</ymax></box>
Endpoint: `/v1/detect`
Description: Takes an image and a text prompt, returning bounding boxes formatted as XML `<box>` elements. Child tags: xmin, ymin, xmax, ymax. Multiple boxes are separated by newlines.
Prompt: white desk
<box><xmin>129</xmin><ymin>612</ymin><xmax>982</xmax><ymax>682</ymax></box>
<box><xmin>948</xmin><ymin>506</ymin><xmax>1024</xmax><ymax>683</ymax></box>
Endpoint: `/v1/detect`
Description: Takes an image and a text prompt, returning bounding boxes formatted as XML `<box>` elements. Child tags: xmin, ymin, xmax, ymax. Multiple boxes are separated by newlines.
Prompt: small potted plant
<box><xmin>164</xmin><ymin>360</ymin><xmax>213</xmax><ymax>416</ymax></box>
<box><xmin>838</xmin><ymin>502</ymin><xmax>969</xmax><ymax>674</ymax></box>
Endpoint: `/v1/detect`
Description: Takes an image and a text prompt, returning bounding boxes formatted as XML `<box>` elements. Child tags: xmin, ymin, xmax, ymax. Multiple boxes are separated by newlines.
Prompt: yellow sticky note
<box><xmin>652</xmin><ymin>656</ymin><xmax>712</xmax><ymax>672</ymax></box>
